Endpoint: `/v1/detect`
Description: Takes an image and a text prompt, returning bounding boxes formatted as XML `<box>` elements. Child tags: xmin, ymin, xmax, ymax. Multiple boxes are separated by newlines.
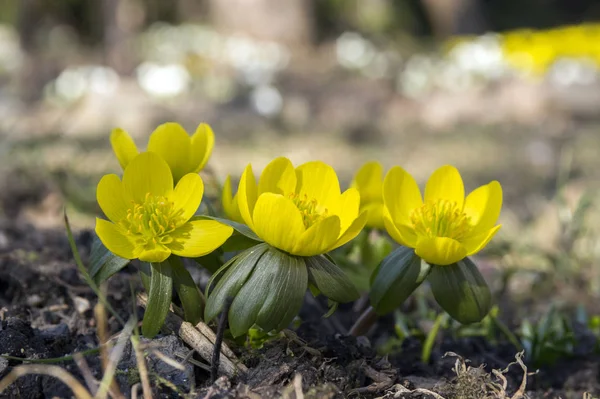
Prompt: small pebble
<box><xmin>27</xmin><ymin>295</ymin><xmax>43</xmax><ymax>307</ymax></box>
<box><xmin>73</xmin><ymin>296</ymin><xmax>90</xmax><ymax>314</ymax></box>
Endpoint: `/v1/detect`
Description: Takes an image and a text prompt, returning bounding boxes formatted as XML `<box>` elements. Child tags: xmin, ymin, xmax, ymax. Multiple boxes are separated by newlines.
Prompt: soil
<box><xmin>0</xmin><ymin>220</ymin><xmax>599</xmax><ymax>399</ymax></box>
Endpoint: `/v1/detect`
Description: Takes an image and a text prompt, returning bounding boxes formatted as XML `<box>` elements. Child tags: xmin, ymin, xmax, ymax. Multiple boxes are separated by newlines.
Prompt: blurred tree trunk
<box><xmin>420</xmin><ymin>0</ymin><xmax>487</xmax><ymax>38</ymax></box>
<box><xmin>17</xmin><ymin>0</ymin><xmax>44</xmax><ymax>102</ymax></box>
<box><xmin>208</xmin><ymin>0</ymin><xmax>314</xmax><ymax>46</ymax></box>
<box><xmin>102</xmin><ymin>0</ymin><xmax>145</xmax><ymax>75</ymax></box>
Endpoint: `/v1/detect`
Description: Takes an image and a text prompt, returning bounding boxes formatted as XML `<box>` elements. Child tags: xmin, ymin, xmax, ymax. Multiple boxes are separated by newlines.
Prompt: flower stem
<box><xmin>349</xmin><ymin>306</ymin><xmax>379</xmax><ymax>337</ymax></box>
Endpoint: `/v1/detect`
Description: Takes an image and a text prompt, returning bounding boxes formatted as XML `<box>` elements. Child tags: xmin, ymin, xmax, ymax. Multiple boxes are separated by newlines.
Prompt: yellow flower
<box><xmin>95</xmin><ymin>152</ymin><xmax>233</xmax><ymax>263</ymax></box>
<box><xmin>351</xmin><ymin>161</ymin><xmax>385</xmax><ymax>229</ymax></box>
<box><xmin>382</xmin><ymin>165</ymin><xmax>502</xmax><ymax>266</ymax></box>
<box><xmin>221</xmin><ymin>175</ymin><xmax>244</xmax><ymax>224</ymax></box>
<box><xmin>237</xmin><ymin>157</ymin><xmax>368</xmax><ymax>257</ymax></box>
<box><xmin>111</xmin><ymin>122</ymin><xmax>215</xmax><ymax>183</ymax></box>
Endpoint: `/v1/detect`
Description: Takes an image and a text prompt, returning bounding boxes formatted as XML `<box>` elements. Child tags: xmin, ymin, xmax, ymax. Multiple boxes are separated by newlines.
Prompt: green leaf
<box><xmin>204</xmin><ymin>243</ymin><xmax>269</xmax><ymax>322</ymax></box>
<box><xmin>194</xmin><ymin>249</ymin><xmax>224</xmax><ymax>274</ymax></box>
<box><xmin>170</xmin><ymin>256</ymin><xmax>204</xmax><ymax>324</ymax></box>
<box><xmin>229</xmin><ymin>247</ymin><xmax>307</xmax><ymax>337</ymax></box>
<box><xmin>305</xmin><ymin>255</ymin><xmax>360</xmax><ymax>303</ymax></box>
<box><xmin>428</xmin><ymin>257</ymin><xmax>492</xmax><ymax>324</ymax></box>
<box><xmin>192</xmin><ymin>215</ymin><xmax>262</xmax><ymax>242</ymax></box>
<box><xmin>221</xmin><ymin>233</ymin><xmax>260</xmax><ymax>252</ymax></box>
<box><xmin>142</xmin><ymin>261</ymin><xmax>173</xmax><ymax>338</ymax></box>
<box><xmin>138</xmin><ymin>262</ymin><xmax>151</xmax><ymax>292</ymax></box>
<box><xmin>370</xmin><ymin>246</ymin><xmax>427</xmax><ymax>315</ymax></box>
<box><xmin>89</xmin><ymin>234</ymin><xmax>130</xmax><ymax>284</ymax></box>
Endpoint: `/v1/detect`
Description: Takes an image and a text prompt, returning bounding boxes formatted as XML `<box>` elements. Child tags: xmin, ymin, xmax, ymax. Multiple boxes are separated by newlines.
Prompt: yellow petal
<box><xmin>415</xmin><ymin>237</ymin><xmax>467</xmax><ymax>266</ymax></box>
<box><xmin>168</xmin><ymin>220</ymin><xmax>233</xmax><ymax>257</ymax></box>
<box><xmin>147</xmin><ymin>122</ymin><xmax>192</xmax><ymax>182</ymax></box>
<box><xmin>137</xmin><ymin>247</ymin><xmax>171</xmax><ymax>263</ymax></box>
<box><xmin>97</xmin><ymin>174</ymin><xmax>130</xmax><ymax>223</ymax></box>
<box><xmin>222</xmin><ymin>175</ymin><xmax>238</xmax><ymax>221</ymax></box>
<box><xmin>463</xmin><ymin>225</ymin><xmax>502</xmax><ymax>256</ymax></box>
<box><xmin>95</xmin><ymin>218</ymin><xmax>136</xmax><ymax>259</ymax></box>
<box><xmin>463</xmin><ymin>181</ymin><xmax>502</xmax><ymax>236</ymax></box>
<box><xmin>122</xmin><ymin>152</ymin><xmax>173</xmax><ymax>203</ymax></box>
<box><xmin>424</xmin><ymin>165</ymin><xmax>465</xmax><ymax>208</ymax></box>
<box><xmin>110</xmin><ymin>128</ymin><xmax>139</xmax><ymax>170</ymax></box>
<box><xmin>337</xmin><ymin>188</ymin><xmax>360</xmax><ymax>233</ymax></box>
<box><xmin>383</xmin><ymin>210</ymin><xmax>417</xmax><ymax>247</ymax></box>
<box><xmin>329</xmin><ymin>210</ymin><xmax>369</xmax><ymax>251</ymax></box>
<box><xmin>172</xmin><ymin>173</ymin><xmax>204</xmax><ymax>223</ymax></box>
<box><xmin>293</xmin><ymin>216</ymin><xmax>340</xmax><ymax>256</ymax></box>
<box><xmin>295</xmin><ymin>161</ymin><xmax>341</xmax><ymax>211</ymax></box>
<box><xmin>383</xmin><ymin>166</ymin><xmax>422</xmax><ymax>225</ymax></box>
<box><xmin>190</xmin><ymin>123</ymin><xmax>214</xmax><ymax>173</ymax></box>
<box><xmin>257</xmin><ymin>157</ymin><xmax>297</xmax><ymax>195</ymax></box>
<box><xmin>352</xmin><ymin>161</ymin><xmax>383</xmax><ymax>203</ymax></box>
<box><xmin>252</xmin><ymin>193</ymin><xmax>305</xmax><ymax>254</ymax></box>
<box><xmin>362</xmin><ymin>202</ymin><xmax>384</xmax><ymax>229</ymax></box>
<box><xmin>237</xmin><ymin>164</ymin><xmax>258</xmax><ymax>229</ymax></box>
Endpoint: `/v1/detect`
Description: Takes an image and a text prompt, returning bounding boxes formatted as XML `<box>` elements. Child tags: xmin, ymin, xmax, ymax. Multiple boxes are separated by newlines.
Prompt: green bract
<box><xmin>370</xmin><ymin>246</ymin><xmax>492</xmax><ymax>324</ymax></box>
<box><xmin>205</xmin><ymin>242</ymin><xmax>359</xmax><ymax>337</ymax></box>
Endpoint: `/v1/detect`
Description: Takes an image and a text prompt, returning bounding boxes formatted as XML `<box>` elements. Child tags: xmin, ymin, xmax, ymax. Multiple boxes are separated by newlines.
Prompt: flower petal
<box><xmin>172</xmin><ymin>173</ymin><xmax>204</xmax><ymax>223</ymax></box>
<box><xmin>97</xmin><ymin>174</ymin><xmax>130</xmax><ymax>223</ymax></box>
<box><xmin>122</xmin><ymin>152</ymin><xmax>174</xmax><ymax>203</ymax></box>
<box><xmin>237</xmin><ymin>164</ymin><xmax>258</xmax><ymax>229</ymax></box>
<box><xmin>147</xmin><ymin>122</ymin><xmax>192</xmax><ymax>182</ymax></box>
<box><xmin>329</xmin><ymin>210</ymin><xmax>368</xmax><ymax>251</ymax></box>
<box><xmin>110</xmin><ymin>128</ymin><xmax>139</xmax><ymax>170</ymax></box>
<box><xmin>169</xmin><ymin>220</ymin><xmax>233</xmax><ymax>257</ymax></box>
<box><xmin>415</xmin><ymin>237</ymin><xmax>467</xmax><ymax>266</ymax></box>
<box><xmin>252</xmin><ymin>193</ymin><xmax>305</xmax><ymax>254</ymax></box>
<box><xmin>95</xmin><ymin>218</ymin><xmax>136</xmax><ymax>259</ymax></box>
<box><xmin>190</xmin><ymin>123</ymin><xmax>214</xmax><ymax>173</ymax></box>
<box><xmin>295</xmin><ymin>161</ymin><xmax>341</xmax><ymax>211</ymax></box>
<box><xmin>337</xmin><ymin>188</ymin><xmax>360</xmax><ymax>233</ymax></box>
<box><xmin>383</xmin><ymin>211</ymin><xmax>417</xmax><ymax>247</ymax></box>
<box><xmin>424</xmin><ymin>165</ymin><xmax>465</xmax><ymax>208</ymax></box>
<box><xmin>463</xmin><ymin>225</ymin><xmax>502</xmax><ymax>256</ymax></box>
<box><xmin>463</xmin><ymin>181</ymin><xmax>502</xmax><ymax>236</ymax></box>
<box><xmin>352</xmin><ymin>161</ymin><xmax>383</xmax><ymax>203</ymax></box>
<box><xmin>383</xmin><ymin>166</ymin><xmax>423</xmax><ymax>225</ymax></box>
<box><xmin>137</xmin><ymin>247</ymin><xmax>172</xmax><ymax>263</ymax></box>
<box><xmin>257</xmin><ymin>157</ymin><xmax>297</xmax><ymax>196</ymax></box>
<box><xmin>363</xmin><ymin>202</ymin><xmax>384</xmax><ymax>229</ymax></box>
<box><xmin>293</xmin><ymin>215</ymin><xmax>340</xmax><ymax>256</ymax></box>
<box><xmin>222</xmin><ymin>175</ymin><xmax>243</xmax><ymax>223</ymax></box>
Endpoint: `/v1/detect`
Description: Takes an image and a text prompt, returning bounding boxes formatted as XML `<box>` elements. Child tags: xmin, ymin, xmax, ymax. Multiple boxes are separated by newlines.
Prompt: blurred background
<box><xmin>1</xmin><ymin>0</ymin><xmax>600</xmax><ymax>304</ymax></box>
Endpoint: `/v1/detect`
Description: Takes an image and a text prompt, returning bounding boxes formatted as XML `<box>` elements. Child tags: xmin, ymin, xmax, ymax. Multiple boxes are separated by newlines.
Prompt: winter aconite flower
<box><xmin>111</xmin><ymin>122</ymin><xmax>214</xmax><ymax>183</ymax></box>
<box><xmin>205</xmin><ymin>157</ymin><xmax>364</xmax><ymax>337</ymax></box>
<box><xmin>351</xmin><ymin>161</ymin><xmax>385</xmax><ymax>229</ymax></box>
<box><xmin>221</xmin><ymin>175</ymin><xmax>244</xmax><ymax>224</ymax></box>
<box><xmin>237</xmin><ymin>157</ymin><xmax>368</xmax><ymax>257</ymax></box>
<box><xmin>95</xmin><ymin>152</ymin><xmax>233</xmax><ymax>263</ymax></box>
<box><xmin>382</xmin><ymin>165</ymin><xmax>502</xmax><ymax>266</ymax></box>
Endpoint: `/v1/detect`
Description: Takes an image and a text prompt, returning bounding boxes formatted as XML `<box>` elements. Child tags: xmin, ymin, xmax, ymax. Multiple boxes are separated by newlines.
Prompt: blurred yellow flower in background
<box><xmin>382</xmin><ymin>165</ymin><xmax>502</xmax><ymax>265</ymax></box>
<box><xmin>96</xmin><ymin>152</ymin><xmax>232</xmax><ymax>263</ymax></box>
<box><xmin>351</xmin><ymin>161</ymin><xmax>385</xmax><ymax>229</ymax></box>
<box><xmin>111</xmin><ymin>122</ymin><xmax>215</xmax><ymax>183</ymax></box>
<box><xmin>221</xmin><ymin>175</ymin><xmax>244</xmax><ymax>224</ymax></box>
<box><xmin>237</xmin><ymin>157</ymin><xmax>368</xmax><ymax>256</ymax></box>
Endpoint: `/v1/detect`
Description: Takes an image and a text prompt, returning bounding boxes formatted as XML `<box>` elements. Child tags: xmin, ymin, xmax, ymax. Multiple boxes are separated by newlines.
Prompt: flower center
<box><xmin>119</xmin><ymin>193</ymin><xmax>185</xmax><ymax>248</ymax></box>
<box><xmin>288</xmin><ymin>192</ymin><xmax>328</xmax><ymax>229</ymax></box>
<box><xmin>410</xmin><ymin>199</ymin><xmax>472</xmax><ymax>241</ymax></box>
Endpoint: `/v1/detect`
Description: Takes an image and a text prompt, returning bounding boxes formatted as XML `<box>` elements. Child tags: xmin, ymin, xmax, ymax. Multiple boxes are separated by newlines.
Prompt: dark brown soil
<box><xmin>0</xmin><ymin>220</ymin><xmax>599</xmax><ymax>399</ymax></box>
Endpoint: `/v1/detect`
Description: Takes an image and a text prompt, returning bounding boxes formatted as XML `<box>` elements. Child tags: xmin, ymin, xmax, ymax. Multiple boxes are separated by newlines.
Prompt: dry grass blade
<box><xmin>0</xmin><ymin>365</ymin><xmax>93</xmax><ymax>399</ymax></box>
<box><xmin>132</xmin><ymin>335</ymin><xmax>153</xmax><ymax>399</ymax></box>
<box><xmin>95</xmin><ymin>298</ymin><xmax>125</xmax><ymax>399</ymax></box>
<box><xmin>151</xmin><ymin>349</ymin><xmax>186</xmax><ymax>371</ymax></box>
<box><xmin>73</xmin><ymin>353</ymin><xmax>98</xmax><ymax>395</ymax></box>
<box><xmin>95</xmin><ymin>317</ymin><xmax>136</xmax><ymax>399</ymax></box>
